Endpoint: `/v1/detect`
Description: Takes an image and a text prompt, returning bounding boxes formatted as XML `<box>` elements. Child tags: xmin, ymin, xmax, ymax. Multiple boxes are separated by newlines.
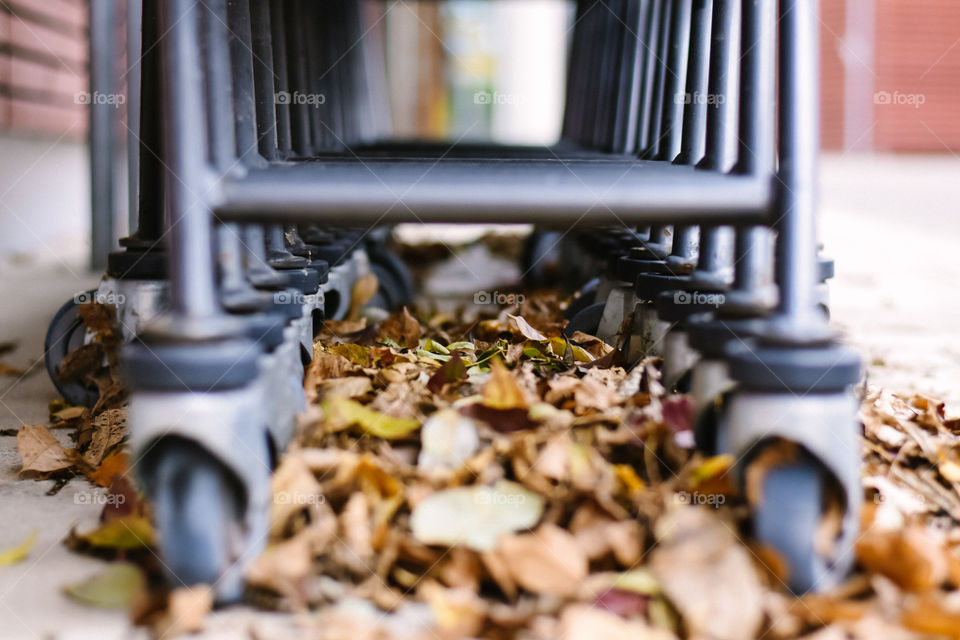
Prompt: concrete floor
<box><xmin>0</xmin><ymin>154</ymin><xmax>958</xmax><ymax>637</ymax></box>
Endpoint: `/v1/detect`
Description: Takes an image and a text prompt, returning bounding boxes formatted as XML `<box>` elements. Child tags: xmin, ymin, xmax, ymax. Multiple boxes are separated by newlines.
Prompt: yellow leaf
<box><xmin>326</xmin><ymin>343</ymin><xmax>369</xmax><ymax>366</ymax></box>
<box><xmin>325</xmin><ymin>397</ymin><xmax>420</xmax><ymax>439</ymax></box>
<box><xmin>481</xmin><ymin>359</ymin><xmax>527</xmax><ymax>410</ymax></box>
<box><xmin>611</xmin><ymin>568</ymin><xmax>661</xmax><ymax>595</ymax></box>
<box><xmin>78</xmin><ymin>516</ymin><xmax>155</xmax><ymax>550</ymax></box>
<box><xmin>0</xmin><ymin>529</ymin><xmax>37</xmax><ymax>565</ymax></box>
<box><xmin>347</xmin><ymin>273</ymin><xmax>380</xmax><ymax>319</ymax></box>
<box><xmin>614</xmin><ymin>464</ymin><xmax>646</xmax><ymax>495</ymax></box>
<box><xmin>53</xmin><ymin>406</ymin><xmax>87</xmax><ymax>422</ymax></box>
<box><xmin>690</xmin><ymin>454</ymin><xmax>734</xmax><ymax>486</ymax></box>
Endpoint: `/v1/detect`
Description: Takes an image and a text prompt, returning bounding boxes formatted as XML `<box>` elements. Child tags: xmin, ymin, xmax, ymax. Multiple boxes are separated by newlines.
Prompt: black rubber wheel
<box><xmin>370</xmin><ymin>262</ymin><xmax>408</xmax><ymax>311</ymax></box>
<box><xmin>44</xmin><ymin>292</ymin><xmax>100</xmax><ymax>406</ymax></box>
<box><xmin>563</xmin><ymin>302</ymin><xmax>606</xmax><ymax>339</ymax></box>
<box><xmin>753</xmin><ymin>463</ymin><xmax>828</xmax><ymax>594</ymax></box>
<box><xmin>521</xmin><ymin>230</ymin><xmax>563</xmax><ymax>289</ymax></box>
<box><xmin>152</xmin><ymin>443</ymin><xmax>246</xmax><ymax>599</ymax></box>
<box><xmin>563</xmin><ymin>278</ymin><xmax>600</xmax><ymax>320</ymax></box>
<box><xmin>368</xmin><ymin>248</ymin><xmax>415</xmax><ymax>309</ymax></box>
<box><xmin>693</xmin><ymin>397</ymin><xmax>722</xmax><ymax>455</ymax></box>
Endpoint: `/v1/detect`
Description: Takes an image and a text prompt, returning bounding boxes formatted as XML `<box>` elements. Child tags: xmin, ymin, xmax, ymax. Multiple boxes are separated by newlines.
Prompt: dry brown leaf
<box><xmin>0</xmin><ymin>362</ymin><xmax>25</xmax><ymax>377</ymax></box>
<box><xmin>319</xmin><ymin>376</ymin><xmax>373</xmax><ymax>400</ymax></box>
<box><xmin>17</xmin><ymin>424</ymin><xmax>74</xmax><ymax>477</ymax></box>
<box><xmin>855</xmin><ymin>522</ymin><xmax>947</xmax><ymax>592</ymax></box>
<box><xmin>482</xmin><ymin>359</ymin><xmax>527</xmax><ymax>410</ymax></box>
<box><xmin>559</xmin><ymin>604</ymin><xmax>676</xmax><ymax>640</ymax></box>
<box><xmin>498</xmin><ymin>523</ymin><xmax>588</xmax><ymax>597</ymax></box>
<box><xmin>380</xmin><ymin>307</ymin><xmax>421</xmax><ymax>348</ymax></box>
<box><xmin>151</xmin><ymin>586</ymin><xmax>212</xmax><ymax>638</ymax></box>
<box><xmin>52</xmin><ymin>406</ymin><xmax>88</xmax><ymax>425</ymax></box>
<box><xmin>420</xmin><ymin>580</ymin><xmax>486</xmax><ymax>638</ymax></box>
<box><xmin>901</xmin><ymin>592</ymin><xmax>960</xmax><ymax>637</ymax></box>
<box><xmin>507</xmin><ymin>315</ymin><xmax>548</xmax><ymax>341</ymax></box>
<box><xmin>480</xmin><ymin>550</ymin><xmax>517</xmax><ymax>600</ymax></box>
<box><xmin>569</xmin><ymin>503</ymin><xmax>643</xmax><ymax>567</ymax></box>
<box><xmin>341</xmin><ymin>492</ymin><xmax>374</xmax><ymax>568</ymax></box>
<box><xmin>651</xmin><ymin>508</ymin><xmax>763</xmax><ymax>640</ymax></box>
<box><xmin>270</xmin><ymin>453</ymin><xmax>325</xmax><ymax>538</ymax></box>
<box><xmin>88</xmin><ymin>451</ymin><xmax>129</xmax><ymax>487</ymax></box>
<box><xmin>438</xmin><ymin>547</ymin><xmax>481</xmax><ymax>592</ymax></box>
<box><xmin>82</xmin><ymin>408</ymin><xmax>126</xmax><ymax>467</ymax></box>
<box><xmin>246</xmin><ymin>532</ymin><xmax>314</xmax><ymax>605</ymax></box>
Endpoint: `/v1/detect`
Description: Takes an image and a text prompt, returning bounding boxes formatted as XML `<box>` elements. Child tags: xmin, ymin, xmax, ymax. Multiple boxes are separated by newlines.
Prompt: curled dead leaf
<box><xmin>497</xmin><ymin>523</ymin><xmax>588</xmax><ymax>597</ymax></box>
<box><xmin>17</xmin><ymin>424</ymin><xmax>75</xmax><ymax>477</ymax></box>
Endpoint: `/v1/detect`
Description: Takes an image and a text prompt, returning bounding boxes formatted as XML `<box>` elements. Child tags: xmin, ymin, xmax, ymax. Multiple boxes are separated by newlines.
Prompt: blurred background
<box><xmin>0</xmin><ymin>0</ymin><xmax>958</xmax><ymax>403</ymax></box>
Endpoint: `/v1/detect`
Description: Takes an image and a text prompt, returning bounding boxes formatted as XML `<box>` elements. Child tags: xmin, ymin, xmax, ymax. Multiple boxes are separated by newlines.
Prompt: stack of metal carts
<box><xmin>45</xmin><ymin>0</ymin><xmax>862</xmax><ymax>600</ymax></box>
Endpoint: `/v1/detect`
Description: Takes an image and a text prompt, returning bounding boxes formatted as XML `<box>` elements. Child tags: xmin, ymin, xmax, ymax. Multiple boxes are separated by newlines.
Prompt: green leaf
<box><xmin>422</xmin><ymin>339</ymin><xmax>450</xmax><ymax>355</ymax></box>
<box><xmin>64</xmin><ymin>564</ymin><xmax>143</xmax><ymax>609</ymax></box>
<box><xmin>417</xmin><ymin>349</ymin><xmax>451</xmax><ymax>362</ymax></box>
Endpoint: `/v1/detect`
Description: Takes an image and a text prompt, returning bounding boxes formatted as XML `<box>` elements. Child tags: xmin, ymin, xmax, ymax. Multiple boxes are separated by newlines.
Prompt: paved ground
<box><xmin>0</xmin><ymin>154</ymin><xmax>958</xmax><ymax>637</ymax></box>
<box><xmin>821</xmin><ymin>154</ymin><xmax>960</xmax><ymax>412</ymax></box>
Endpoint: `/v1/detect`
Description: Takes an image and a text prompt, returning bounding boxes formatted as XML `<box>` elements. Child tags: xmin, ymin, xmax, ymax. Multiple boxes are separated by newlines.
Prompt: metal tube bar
<box><xmin>250</xmin><ymin>0</ymin><xmax>278</xmax><ymax>161</ymax></box>
<box><xmin>736</xmin><ymin>0</ymin><xmax>776</xmax><ymax>176</ymax></box>
<box><xmin>217</xmin><ymin>161</ymin><xmax>771</xmax><ymax>225</ymax></box>
<box><xmin>90</xmin><ymin>0</ymin><xmax>116</xmax><ymax>269</ymax></box>
<box><xmin>227</xmin><ymin>0</ymin><xmax>260</xmax><ymax>165</ymax></box>
<box><xmin>159</xmin><ymin>0</ymin><xmax>219</xmax><ymax>318</ymax></box>
<box><xmin>674</xmin><ymin>0</ymin><xmax>712</xmax><ymax>165</ymax></box>
<box><xmin>642</xmin><ymin>0</ymin><xmax>673</xmax><ymax>158</ymax></box>
<box><xmin>699</xmin><ymin>0</ymin><xmax>740</xmax><ymax>172</ymax></box>
<box><xmin>655</xmin><ymin>0</ymin><xmax>692</xmax><ymax>162</ymax></box>
<box><xmin>269</xmin><ymin>1</ymin><xmax>292</xmax><ymax>156</ymax></box>
<box><xmin>775</xmin><ymin>0</ymin><xmax>825</xmax><ymax>328</ymax></box>
<box><xmin>615</xmin><ymin>0</ymin><xmax>646</xmax><ymax>154</ymax></box>
<box><xmin>126</xmin><ymin>0</ymin><xmax>164</xmax><ymax>245</ymax></box>
<box><xmin>286</xmin><ymin>0</ymin><xmax>311</xmax><ymax>156</ymax></box>
<box><xmin>636</xmin><ymin>0</ymin><xmax>663</xmax><ymax>153</ymax></box>
<box><xmin>126</xmin><ymin>0</ymin><xmax>141</xmax><ymax>235</ymax></box>
<box><xmin>200</xmin><ymin>0</ymin><xmax>236</xmax><ymax>170</ymax></box>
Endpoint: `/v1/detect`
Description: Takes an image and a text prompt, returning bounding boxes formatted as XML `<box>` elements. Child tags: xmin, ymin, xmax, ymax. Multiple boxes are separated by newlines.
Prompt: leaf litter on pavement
<box><xmin>12</xmin><ymin>236</ymin><xmax>960</xmax><ymax>639</ymax></box>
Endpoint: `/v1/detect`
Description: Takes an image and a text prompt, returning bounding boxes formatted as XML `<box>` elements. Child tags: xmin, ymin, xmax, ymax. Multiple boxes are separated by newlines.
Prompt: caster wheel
<box><xmin>369</xmin><ymin>262</ymin><xmax>409</xmax><ymax>311</ymax></box>
<box><xmin>368</xmin><ymin>247</ymin><xmax>415</xmax><ymax>310</ymax></box>
<box><xmin>151</xmin><ymin>442</ymin><xmax>246</xmax><ymax>600</ymax></box>
<box><xmin>753</xmin><ymin>462</ymin><xmax>830</xmax><ymax>594</ymax></box>
<box><xmin>693</xmin><ymin>399</ymin><xmax>721</xmax><ymax>454</ymax></box>
<box><xmin>563</xmin><ymin>278</ymin><xmax>601</xmax><ymax>320</ymax></box>
<box><xmin>521</xmin><ymin>230</ymin><xmax>562</xmax><ymax>289</ymax></box>
<box><xmin>44</xmin><ymin>292</ymin><xmax>100</xmax><ymax>406</ymax></box>
<box><xmin>673</xmin><ymin>368</ymin><xmax>693</xmax><ymax>394</ymax></box>
<box><xmin>564</xmin><ymin>302</ymin><xmax>606</xmax><ymax>339</ymax></box>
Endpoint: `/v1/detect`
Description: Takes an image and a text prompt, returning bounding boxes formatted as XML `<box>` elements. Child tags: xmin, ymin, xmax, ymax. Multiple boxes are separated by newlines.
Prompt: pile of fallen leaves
<box><xmin>11</xmin><ymin>279</ymin><xmax>960</xmax><ymax>638</ymax></box>
<box><xmin>239</xmin><ymin>295</ymin><xmax>960</xmax><ymax>639</ymax></box>
<box><xmin>16</xmin><ymin>302</ymin><xmax>128</xmax><ymax>489</ymax></box>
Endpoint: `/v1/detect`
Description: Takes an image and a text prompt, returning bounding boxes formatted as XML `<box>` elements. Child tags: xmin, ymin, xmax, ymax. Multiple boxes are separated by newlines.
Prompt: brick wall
<box><xmin>873</xmin><ymin>0</ymin><xmax>960</xmax><ymax>152</ymax></box>
<box><xmin>821</xmin><ymin>0</ymin><xmax>960</xmax><ymax>152</ymax></box>
<box><xmin>820</xmin><ymin>0</ymin><xmax>847</xmax><ymax>150</ymax></box>
<box><xmin>0</xmin><ymin>0</ymin><xmax>88</xmax><ymax>138</ymax></box>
